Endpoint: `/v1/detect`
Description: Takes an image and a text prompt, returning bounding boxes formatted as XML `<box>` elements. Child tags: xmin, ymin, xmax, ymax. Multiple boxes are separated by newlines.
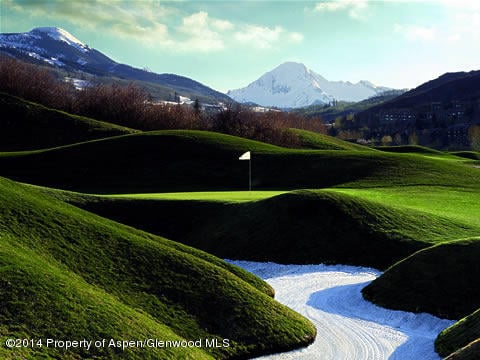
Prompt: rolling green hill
<box><xmin>0</xmin><ymin>92</ymin><xmax>138</xmax><ymax>151</ymax></box>
<box><xmin>436</xmin><ymin>308</ymin><xmax>480</xmax><ymax>359</ymax></box>
<box><xmin>290</xmin><ymin>128</ymin><xmax>374</xmax><ymax>151</ymax></box>
<box><xmin>362</xmin><ymin>239</ymin><xmax>480</xmax><ymax>319</ymax></box>
<box><xmin>0</xmin><ymin>129</ymin><xmax>478</xmax><ymax>193</ymax></box>
<box><xmin>48</xmin><ymin>188</ymin><xmax>479</xmax><ymax>270</ymax></box>
<box><xmin>373</xmin><ymin>145</ymin><xmax>446</xmax><ymax>155</ymax></box>
<box><xmin>1</xmin><ymin>124</ymin><xmax>479</xmax><ymax>358</ymax></box>
<box><xmin>450</xmin><ymin>151</ymin><xmax>480</xmax><ymax>160</ymax></box>
<box><xmin>0</xmin><ymin>176</ymin><xmax>316</xmax><ymax>359</ymax></box>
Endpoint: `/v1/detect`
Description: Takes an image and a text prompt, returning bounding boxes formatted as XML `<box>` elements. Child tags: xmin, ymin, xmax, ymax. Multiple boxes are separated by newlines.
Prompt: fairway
<box><xmin>329</xmin><ymin>186</ymin><xmax>480</xmax><ymax>229</ymax></box>
<box><xmin>104</xmin><ymin>191</ymin><xmax>286</xmax><ymax>202</ymax></box>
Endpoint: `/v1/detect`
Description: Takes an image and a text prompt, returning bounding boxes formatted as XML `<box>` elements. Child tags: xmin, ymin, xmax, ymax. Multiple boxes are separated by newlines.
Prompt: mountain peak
<box><xmin>31</xmin><ymin>27</ymin><xmax>87</xmax><ymax>50</ymax></box>
<box><xmin>274</xmin><ymin>61</ymin><xmax>308</xmax><ymax>72</ymax></box>
<box><xmin>228</xmin><ymin>63</ymin><xmax>392</xmax><ymax>108</ymax></box>
<box><xmin>227</xmin><ymin>62</ymin><xmax>333</xmax><ymax>108</ymax></box>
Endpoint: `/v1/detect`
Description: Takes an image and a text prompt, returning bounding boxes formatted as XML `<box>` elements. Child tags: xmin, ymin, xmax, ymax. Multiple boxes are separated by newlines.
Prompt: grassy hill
<box><xmin>373</xmin><ymin>145</ymin><xmax>446</xmax><ymax>155</ymax></box>
<box><xmin>0</xmin><ymin>116</ymin><xmax>480</xmax><ymax>358</ymax></box>
<box><xmin>0</xmin><ymin>129</ymin><xmax>478</xmax><ymax>193</ymax></box>
<box><xmin>362</xmin><ymin>239</ymin><xmax>480</xmax><ymax>319</ymax></box>
<box><xmin>46</xmin><ymin>188</ymin><xmax>478</xmax><ymax>270</ymax></box>
<box><xmin>0</xmin><ymin>92</ymin><xmax>138</xmax><ymax>151</ymax></box>
<box><xmin>436</xmin><ymin>308</ymin><xmax>480</xmax><ymax>359</ymax></box>
<box><xmin>290</xmin><ymin>128</ymin><xmax>374</xmax><ymax>151</ymax></box>
<box><xmin>450</xmin><ymin>151</ymin><xmax>480</xmax><ymax>160</ymax></box>
<box><xmin>0</xmin><ymin>176</ymin><xmax>316</xmax><ymax>359</ymax></box>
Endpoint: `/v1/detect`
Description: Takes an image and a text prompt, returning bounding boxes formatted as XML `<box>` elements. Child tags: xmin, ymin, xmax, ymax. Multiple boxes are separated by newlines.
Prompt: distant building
<box><xmin>379</xmin><ymin>108</ymin><xmax>416</xmax><ymax>122</ymax></box>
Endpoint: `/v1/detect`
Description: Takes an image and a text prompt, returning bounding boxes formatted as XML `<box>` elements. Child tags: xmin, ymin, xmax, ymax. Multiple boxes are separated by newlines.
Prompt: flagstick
<box><xmin>249</xmin><ymin>159</ymin><xmax>251</xmax><ymax>192</ymax></box>
<box><xmin>238</xmin><ymin>151</ymin><xmax>252</xmax><ymax>192</ymax></box>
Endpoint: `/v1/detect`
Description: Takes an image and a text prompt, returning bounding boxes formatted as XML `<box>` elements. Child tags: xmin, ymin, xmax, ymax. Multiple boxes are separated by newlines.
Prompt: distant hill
<box><xmin>0</xmin><ymin>27</ymin><xmax>232</xmax><ymax>104</ymax></box>
<box><xmin>0</xmin><ymin>92</ymin><xmax>138</xmax><ymax>151</ymax></box>
<box><xmin>293</xmin><ymin>89</ymin><xmax>406</xmax><ymax>123</ymax></box>
<box><xmin>339</xmin><ymin>70</ymin><xmax>480</xmax><ymax>150</ymax></box>
<box><xmin>358</xmin><ymin>70</ymin><xmax>480</xmax><ymax>115</ymax></box>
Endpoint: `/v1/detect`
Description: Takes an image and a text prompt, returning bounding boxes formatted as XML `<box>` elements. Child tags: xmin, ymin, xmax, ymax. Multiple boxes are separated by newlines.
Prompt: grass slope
<box><xmin>444</xmin><ymin>339</ymin><xmax>480</xmax><ymax>360</ymax></box>
<box><xmin>0</xmin><ymin>130</ymin><xmax>478</xmax><ymax>193</ymax></box>
<box><xmin>0</xmin><ymin>176</ymin><xmax>316</xmax><ymax>359</ymax></box>
<box><xmin>290</xmin><ymin>128</ymin><xmax>373</xmax><ymax>151</ymax></box>
<box><xmin>450</xmin><ymin>151</ymin><xmax>480</xmax><ymax>160</ymax></box>
<box><xmin>0</xmin><ymin>92</ymin><xmax>138</xmax><ymax>151</ymax></box>
<box><xmin>362</xmin><ymin>239</ymin><xmax>480</xmax><ymax>319</ymax></box>
<box><xmin>435</xmin><ymin>308</ymin><xmax>480</xmax><ymax>358</ymax></box>
<box><xmin>59</xmin><ymin>189</ymin><xmax>480</xmax><ymax>270</ymax></box>
<box><xmin>373</xmin><ymin>144</ymin><xmax>446</xmax><ymax>155</ymax></box>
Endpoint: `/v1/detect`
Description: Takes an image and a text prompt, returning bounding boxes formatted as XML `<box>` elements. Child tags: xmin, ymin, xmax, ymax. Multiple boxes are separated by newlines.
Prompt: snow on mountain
<box><xmin>228</xmin><ymin>62</ymin><xmax>391</xmax><ymax>108</ymax></box>
<box><xmin>32</xmin><ymin>27</ymin><xmax>89</xmax><ymax>53</ymax></box>
<box><xmin>0</xmin><ymin>27</ymin><xmax>232</xmax><ymax>104</ymax></box>
<box><xmin>0</xmin><ymin>27</ymin><xmax>98</xmax><ymax>67</ymax></box>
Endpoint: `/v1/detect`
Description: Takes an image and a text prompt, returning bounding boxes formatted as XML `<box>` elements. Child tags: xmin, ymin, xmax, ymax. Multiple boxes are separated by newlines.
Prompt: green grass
<box><xmin>106</xmin><ymin>191</ymin><xmax>286</xmax><ymax>202</ymax></box>
<box><xmin>362</xmin><ymin>239</ymin><xmax>480</xmax><ymax>319</ymax></box>
<box><xmin>1</xmin><ymin>129</ymin><xmax>478</xmax><ymax>193</ymax></box>
<box><xmin>290</xmin><ymin>128</ymin><xmax>374</xmax><ymax>151</ymax></box>
<box><xmin>54</xmin><ymin>188</ymin><xmax>479</xmax><ymax>270</ymax></box>
<box><xmin>450</xmin><ymin>151</ymin><xmax>480</xmax><ymax>161</ymax></box>
<box><xmin>444</xmin><ymin>339</ymin><xmax>480</xmax><ymax>360</ymax></box>
<box><xmin>373</xmin><ymin>144</ymin><xmax>446</xmax><ymax>155</ymax></box>
<box><xmin>0</xmin><ymin>176</ymin><xmax>316</xmax><ymax>359</ymax></box>
<box><xmin>2</xmin><ymin>99</ymin><xmax>480</xmax><ymax>359</ymax></box>
<box><xmin>0</xmin><ymin>92</ymin><xmax>138</xmax><ymax>151</ymax></box>
<box><xmin>435</xmin><ymin>308</ymin><xmax>480</xmax><ymax>358</ymax></box>
<box><xmin>329</xmin><ymin>186</ymin><xmax>480</xmax><ymax>229</ymax></box>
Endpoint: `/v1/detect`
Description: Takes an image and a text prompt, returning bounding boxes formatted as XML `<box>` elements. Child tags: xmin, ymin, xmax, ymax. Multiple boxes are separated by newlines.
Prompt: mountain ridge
<box><xmin>0</xmin><ymin>27</ymin><xmax>232</xmax><ymax>104</ymax></box>
<box><xmin>228</xmin><ymin>62</ymin><xmax>391</xmax><ymax>108</ymax></box>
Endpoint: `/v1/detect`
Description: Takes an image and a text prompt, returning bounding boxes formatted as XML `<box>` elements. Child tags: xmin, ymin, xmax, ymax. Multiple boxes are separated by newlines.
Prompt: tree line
<box><xmin>0</xmin><ymin>57</ymin><xmax>326</xmax><ymax>147</ymax></box>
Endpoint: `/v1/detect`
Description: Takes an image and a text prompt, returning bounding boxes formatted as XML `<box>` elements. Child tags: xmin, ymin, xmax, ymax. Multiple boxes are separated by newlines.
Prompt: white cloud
<box><xmin>4</xmin><ymin>0</ymin><xmax>303</xmax><ymax>53</ymax></box>
<box><xmin>313</xmin><ymin>0</ymin><xmax>368</xmax><ymax>20</ymax></box>
<box><xmin>234</xmin><ymin>25</ymin><xmax>284</xmax><ymax>49</ymax></box>
<box><xmin>439</xmin><ymin>0</ymin><xmax>480</xmax><ymax>11</ymax></box>
<box><xmin>289</xmin><ymin>32</ymin><xmax>304</xmax><ymax>43</ymax></box>
<box><xmin>176</xmin><ymin>11</ymin><xmax>226</xmax><ymax>51</ymax></box>
<box><xmin>394</xmin><ymin>24</ymin><xmax>436</xmax><ymax>41</ymax></box>
<box><xmin>212</xmin><ymin>19</ymin><xmax>234</xmax><ymax>31</ymax></box>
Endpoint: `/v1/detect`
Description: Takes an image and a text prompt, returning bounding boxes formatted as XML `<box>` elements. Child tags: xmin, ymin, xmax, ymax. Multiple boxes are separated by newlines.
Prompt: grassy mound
<box><xmin>1</xmin><ymin>130</ymin><xmax>478</xmax><ymax>193</ymax></box>
<box><xmin>0</xmin><ymin>176</ymin><xmax>316</xmax><ymax>359</ymax></box>
<box><xmin>0</xmin><ymin>92</ymin><xmax>137</xmax><ymax>151</ymax></box>
<box><xmin>444</xmin><ymin>339</ymin><xmax>480</xmax><ymax>360</ymax></box>
<box><xmin>373</xmin><ymin>145</ymin><xmax>446</xmax><ymax>155</ymax></box>
<box><xmin>435</xmin><ymin>308</ymin><xmax>480</xmax><ymax>358</ymax></box>
<box><xmin>290</xmin><ymin>128</ymin><xmax>373</xmax><ymax>151</ymax></box>
<box><xmin>60</xmin><ymin>189</ymin><xmax>480</xmax><ymax>270</ymax></box>
<box><xmin>362</xmin><ymin>239</ymin><xmax>480</xmax><ymax>319</ymax></box>
<box><xmin>450</xmin><ymin>151</ymin><xmax>480</xmax><ymax>160</ymax></box>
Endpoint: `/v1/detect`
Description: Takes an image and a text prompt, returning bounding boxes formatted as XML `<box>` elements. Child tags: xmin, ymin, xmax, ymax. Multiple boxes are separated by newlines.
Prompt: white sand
<box><xmin>229</xmin><ymin>261</ymin><xmax>454</xmax><ymax>360</ymax></box>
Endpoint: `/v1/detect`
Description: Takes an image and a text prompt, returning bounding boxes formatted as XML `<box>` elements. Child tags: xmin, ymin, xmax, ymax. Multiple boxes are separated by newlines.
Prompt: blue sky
<box><xmin>1</xmin><ymin>0</ymin><xmax>479</xmax><ymax>93</ymax></box>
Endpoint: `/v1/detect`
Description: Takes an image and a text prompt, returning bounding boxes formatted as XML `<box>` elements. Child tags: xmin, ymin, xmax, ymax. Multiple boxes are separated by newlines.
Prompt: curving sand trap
<box><xmin>229</xmin><ymin>261</ymin><xmax>454</xmax><ymax>360</ymax></box>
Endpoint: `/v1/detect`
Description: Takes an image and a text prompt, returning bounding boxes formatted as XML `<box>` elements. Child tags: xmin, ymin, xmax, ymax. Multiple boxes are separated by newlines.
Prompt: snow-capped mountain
<box><xmin>228</xmin><ymin>62</ymin><xmax>391</xmax><ymax>108</ymax></box>
<box><xmin>0</xmin><ymin>27</ymin><xmax>231</xmax><ymax>103</ymax></box>
<box><xmin>0</xmin><ymin>27</ymin><xmax>113</xmax><ymax>68</ymax></box>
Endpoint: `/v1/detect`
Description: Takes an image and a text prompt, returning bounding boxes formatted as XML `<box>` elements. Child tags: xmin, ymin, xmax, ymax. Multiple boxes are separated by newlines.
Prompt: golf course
<box><xmin>1</xmin><ymin>93</ymin><xmax>480</xmax><ymax>359</ymax></box>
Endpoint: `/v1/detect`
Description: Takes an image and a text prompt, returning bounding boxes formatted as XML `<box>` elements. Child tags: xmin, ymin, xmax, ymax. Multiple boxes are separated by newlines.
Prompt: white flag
<box><xmin>239</xmin><ymin>151</ymin><xmax>251</xmax><ymax>160</ymax></box>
